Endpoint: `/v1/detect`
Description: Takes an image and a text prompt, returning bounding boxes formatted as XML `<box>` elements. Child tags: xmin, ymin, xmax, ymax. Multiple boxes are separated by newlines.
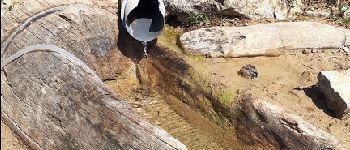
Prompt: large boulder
<box><xmin>1</xmin><ymin>45</ymin><xmax>186</xmax><ymax>150</ymax></box>
<box><xmin>318</xmin><ymin>70</ymin><xmax>350</xmax><ymax>118</ymax></box>
<box><xmin>237</xmin><ymin>97</ymin><xmax>344</xmax><ymax>149</ymax></box>
<box><xmin>1</xmin><ymin>2</ymin><xmax>129</xmax><ymax>80</ymax></box>
<box><xmin>222</xmin><ymin>0</ymin><xmax>303</xmax><ymax>20</ymax></box>
<box><xmin>164</xmin><ymin>0</ymin><xmax>222</xmax><ymax>21</ymax></box>
<box><xmin>179</xmin><ymin>22</ymin><xmax>350</xmax><ymax>57</ymax></box>
<box><xmin>164</xmin><ymin>0</ymin><xmax>303</xmax><ymax>21</ymax></box>
<box><xmin>0</xmin><ymin>0</ymin><xmax>118</xmax><ymax>42</ymax></box>
<box><xmin>1</xmin><ymin>1</ymin><xmax>186</xmax><ymax>149</ymax></box>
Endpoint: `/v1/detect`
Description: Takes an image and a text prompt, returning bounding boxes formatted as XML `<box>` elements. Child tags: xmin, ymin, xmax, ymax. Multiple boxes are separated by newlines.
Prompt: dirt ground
<box><xmin>106</xmin><ymin>22</ymin><xmax>350</xmax><ymax>148</ymax></box>
<box><xmin>106</xmin><ymin>81</ymin><xmax>255</xmax><ymax>149</ymax></box>
<box><xmin>104</xmin><ymin>55</ymin><xmax>257</xmax><ymax>149</ymax></box>
<box><xmin>190</xmin><ymin>49</ymin><xmax>350</xmax><ymax>148</ymax></box>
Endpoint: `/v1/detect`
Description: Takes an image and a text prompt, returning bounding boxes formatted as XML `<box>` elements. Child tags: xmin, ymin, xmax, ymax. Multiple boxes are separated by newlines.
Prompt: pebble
<box><xmin>238</xmin><ymin>64</ymin><xmax>258</xmax><ymax>79</ymax></box>
<box><xmin>302</xmin><ymin>49</ymin><xmax>312</xmax><ymax>54</ymax></box>
<box><xmin>342</xmin><ymin>46</ymin><xmax>349</xmax><ymax>53</ymax></box>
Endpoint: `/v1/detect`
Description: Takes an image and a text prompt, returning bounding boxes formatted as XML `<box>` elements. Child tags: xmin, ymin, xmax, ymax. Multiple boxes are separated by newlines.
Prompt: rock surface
<box><xmin>180</xmin><ymin>22</ymin><xmax>350</xmax><ymax>57</ymax></box>
<box><xmin>1</xmin><ymin>121</ymin><xmax>28</xmax><ymax>150</ymax></box>
<box><xmin>1</xmin><ymin>1</ymin><xmax>130</xmax><ymax>80</ymax></box>
<box><xmin>164</xmin><ymin>0</ymin><xmax>302</xmax><ymax>21</ymax></box>
<box><xmin>1</xmin><ymin>46</ymin><xmax>185</xmax><ymax>150</ymax></box>
<box><xmin>164</xmin><ymin>0</ymin><xmax>221</xmax><ymax>21</ymax></box>
<box><xmin>238</xmin><ymin>64</ymin><xmax>258</xmax><ymax>79</ymax></box>
<box><xmin>223</xmin><ymin>0</ymin><xmax>302</xmax><ymax>20</ymax></box>
<box><xmin>237</xmin><ymin>97</ymin><xmax>343</xmax><ymax>149</ymax></box>
<box><xmin>304</xmin><ymin>10</ymin><xmax>331</xmax><ymax>18</ymax></box>
<box><xmin>318</xmin><ymin>70</ymin><xmax>350</xmax><ymax>118</ymax></box>
<box><xmin>1</xmin><ymin>1</ymin><xmax>186</xmax><ymax>149</ymax></box>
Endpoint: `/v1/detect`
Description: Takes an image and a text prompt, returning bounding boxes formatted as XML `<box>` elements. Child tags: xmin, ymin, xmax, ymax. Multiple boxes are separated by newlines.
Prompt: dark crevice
<box><xmin>255</xmin><ymin>109</ymin><xmax>267</xmax><ymax>123</ymax></box>
<box><xmin>280</xmin><ymin>118</ymin><xmax>303</xmax><ymax>134</ymax></box>
<box><xmin>165</xmin><ymin>15</ymin><xmax>183</xmax><ymax>27</ymax></box>
<box><xmin>102</xmin><ymin>78</ymin><xmax>116</xmax><ymax>82</ymax></box>
<box><xmin>270</xmin><ymin>131</ymin><xmax>288</xmax><ymax>149</ymax></box>
<box><xmin>135</xmin><ymin>64</ymin><xmax>143</xmax><ymax>85</ymax></box>
<box><xmin>58</xmin><ymin>14</ymin><xmax>72</xmax><ymax>22</ymax></box>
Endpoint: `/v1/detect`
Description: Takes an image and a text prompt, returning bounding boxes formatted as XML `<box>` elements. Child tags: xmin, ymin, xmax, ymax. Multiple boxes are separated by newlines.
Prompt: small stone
<box><xmin>205</xmin><ymin>53</ymin><xmax>213</xmax><ymax>58</ymax></box>
<box><xmin>342</xmin><ymin>46</ymin><xmax>349</xmax><ymax>53</ymax></box>
<box><xmin>318</xmin><ymin>70</ymin><xmax>350</xmax><ymax>118</ymax></box>
<box><xmin>135</xmin><ymin>108</ymin><xmax>143</xmax><ymax>113</ymax></box>
<box><xmin>302</xmin><ymin>49</ymin><xmax>312</xmax><ymax>54</ymax></box>
<box><xmin>299</xmin><ymin>71</ymin><xmax>311</xmax><ymax>83</ymax></box>
<box><xmin>238</xmin><ymin>64</ymin><xmax>258</xmax><ymax>79</ymax></box>
<box><xmin>41</xmin><ymin>88</ymin><xmax>47</xmax><ymax>94</ymax></box>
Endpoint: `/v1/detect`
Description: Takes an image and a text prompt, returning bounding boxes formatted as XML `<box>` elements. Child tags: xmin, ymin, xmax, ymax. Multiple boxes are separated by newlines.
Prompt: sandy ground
<box><xmin>106</xmin><ymin>81</ymin><xmax>254</xmax><ymax>149</ymax></box>
<box><xmin>1</xmin><ymin>121</ymin><xmax>28</xmax><ymax>150</ymax></box>
<box><xmin>190</xmin><ymin>49</ymin><xmax>350</xmax><ymax>148</ymax></box>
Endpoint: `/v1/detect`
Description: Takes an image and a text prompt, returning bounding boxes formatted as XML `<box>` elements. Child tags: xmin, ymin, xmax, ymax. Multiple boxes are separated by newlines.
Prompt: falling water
<box><xmin>142</xmin><ymin>41</ymin><xmax>148</xmax><ymax>57</ymax></box>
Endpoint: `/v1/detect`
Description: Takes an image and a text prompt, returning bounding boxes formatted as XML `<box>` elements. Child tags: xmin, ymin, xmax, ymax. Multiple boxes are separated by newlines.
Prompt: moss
<box><xmin>213</xmin><ymin>116</ymin><xmax>226</xmax><ymax>127</ymax></box>
<box><xmin>219</xmin><ymin>90</ymin><xmax>234</xmax><ymax>107</ymax></box>
<box><xmin>158</xmin><ymin>25</ymin><xmax>183</xmax><ymax>53</ymax></box>
<box><xmin>161</xmin><ymin>26</ymin><xmax>181</xmax><ymax>41</ymax></box>
<box><xmin>186</xmin><ymin>13</ymin><xmax>208</xmax><ymax>25</ymax></box>
<box><xmin>188</xmin><ymin>55</ymin><xmax>205</xmax><ymax>62</ymax></box>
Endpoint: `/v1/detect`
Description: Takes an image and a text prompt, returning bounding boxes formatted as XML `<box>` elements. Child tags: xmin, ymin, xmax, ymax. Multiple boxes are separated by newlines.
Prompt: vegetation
<box><xmin>338</xmin><ymin>1</ymin><xmax>350</xmax><ymax>23</ymax></box>
<box><xmin>219</xmin><ymin>90</ymin><xmax>234</xmax><ymax>107</ymax></box>
<box><xmin>188</xmin><ymin>55</ymin><xmax>205</xmax><ymax>62</ymax></box>
<box><xmin>186</xmin><ymin>13</ymin><xmax>208</xmax><ymax>25</ymax></box>
<box><xmin>158</xmin><ymin>25</ymin><xmax>183</xmax><ymax>53</ymax></box>
<box><xmin>162</xmin><ymin>26</ymin><xmax>181</xmax><ymax>41</ymax></box>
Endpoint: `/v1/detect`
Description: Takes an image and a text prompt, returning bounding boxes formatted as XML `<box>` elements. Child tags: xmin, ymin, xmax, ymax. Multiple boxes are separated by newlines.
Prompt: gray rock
<box><xmin>164</xmin><ymin>0</ymin><xmax>303</xmax><ymax>21</ymax></box>
<box><xmin>1</xmin><ymin>1</ymin><xmax>186</xmax><ymax>149</ymax></box>
<box><xmin>1</xmin><ymin>3</ymin><xmax>132</xmax><ymax>80</ymax></box>
<box><xmin>238</xmin><ymin>64</ymin><xmax>258</xmax><ymax>79</ymax></box>
<box><xmin>164</xmin><ymin>0</ymin><xmax>222</xmax><ymax>21</ymax></box>
<box><xmin>1</xmin><ymin>45</ymin><xmax>186</xmax><ymax>150</ymax></box>
<box><xmin>237</xmin><ymin>97</ymin><xmax>344</xmax><ymax>149</ymax></box>
<box><xmin>179</xmin><ymin>22</ymin><xmax>350</xmax><ymax>57</ymax></box>
<box><xmin>223</xmin><ymin>0</ymin><xmax>303</xmax><ymax>20</ymax></box>
<box><xmin>318</xmin><ymin>70</ymin><xmax>350</xmax><ymax>118</ymax></box>
<box><xmin>304</xmin><ymin>10</ymin><xmax>331</xmax><ymax>18</ymax></box>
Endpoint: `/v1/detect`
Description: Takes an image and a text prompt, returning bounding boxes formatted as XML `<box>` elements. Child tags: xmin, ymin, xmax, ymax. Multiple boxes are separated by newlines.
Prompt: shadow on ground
<box><xmin>302</xmin><ymin>85</ymin><xmax>337</xmax><ymax>118</ymax></box>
